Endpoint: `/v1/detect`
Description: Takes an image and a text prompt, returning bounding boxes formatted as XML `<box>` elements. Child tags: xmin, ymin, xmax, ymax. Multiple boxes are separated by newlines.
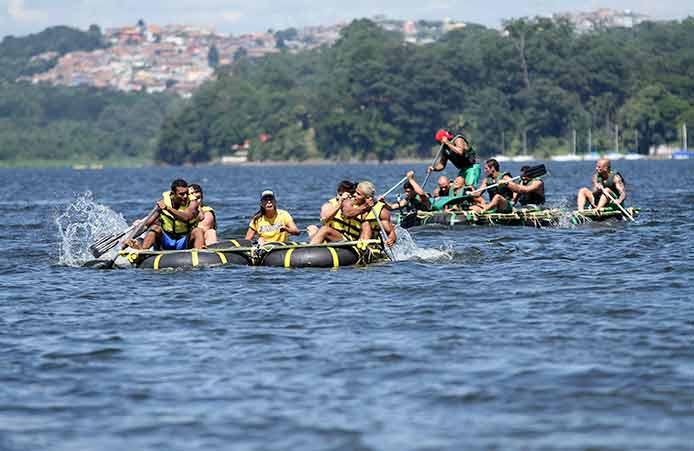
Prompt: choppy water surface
<box><xmin>2</xmin><ymin>161</ymin><xmax>693</xmax><ymax>450</ymax></box>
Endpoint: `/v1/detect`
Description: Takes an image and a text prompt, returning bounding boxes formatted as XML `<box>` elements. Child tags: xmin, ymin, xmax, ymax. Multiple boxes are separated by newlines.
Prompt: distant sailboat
<box><xmin>672</xmin><ymin>123</ymin><xmax>693</xmax><ymax>159</ymax></box>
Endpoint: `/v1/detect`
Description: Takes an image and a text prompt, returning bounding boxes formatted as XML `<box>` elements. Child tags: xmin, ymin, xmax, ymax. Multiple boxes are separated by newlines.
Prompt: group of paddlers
<box><xmin>124</xmin><ymin>129</ymin><xmax>628</xmax><ymax>252</ymax></box>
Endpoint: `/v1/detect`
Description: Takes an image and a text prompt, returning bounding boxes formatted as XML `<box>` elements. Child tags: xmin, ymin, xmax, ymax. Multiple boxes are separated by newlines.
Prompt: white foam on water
<box><xmin>551</xmin><ymin>199</ymin><xmax>591</xmax><ymax>228</ymax></box>
<box><xmin>390</xmin><ymin>226</ymin><xmax>454</xmax><ymax>262</ymax></box>
<box><xmin>55</xmin><ymin>192</ymin><xmax>128</xmax><ymax>267</ymax></box>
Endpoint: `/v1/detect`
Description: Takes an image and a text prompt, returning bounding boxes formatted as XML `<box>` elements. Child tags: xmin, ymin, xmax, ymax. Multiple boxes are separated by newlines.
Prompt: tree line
<box><xmin>157</xmin><ymin>17</ymin><xmax>694</xmax><ymax>164</ymax></box>
<box><xmin>0</xmin><ymin>26</ymin><xmax>178</xmax><ymax>165</ymax></box>
<box><xmin>1</xmin><ymin>19</ymin><xmax>693</xmax><ymax>166</ymax></box>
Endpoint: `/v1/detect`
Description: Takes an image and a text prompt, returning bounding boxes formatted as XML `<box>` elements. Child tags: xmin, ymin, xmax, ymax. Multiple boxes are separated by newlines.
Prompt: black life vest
<box><xmin>404</xmin><ymin>194</ymin><xmax>429</xmax><ymax>213</ymax></box>
<box><xmin>444</xmin><ymin>134</ymin><xmax>476</xmax><ymax>169</ymax></box>
<box><xmin>486</xmin><ymin>173</ymin><xmax>513</xmax><ymax>202</ymax></box>
<box><xmin>597</xmin><ymin>171</ymin><xmax>624</xmax><ymax>197</ymax></box>
<box><xmin>436</xmin><ymin>185</ymin><xmax>450</xmax><ymax>197</ymax></box>
<box><xmin>516</xmin><ymin>178</ymin><xmax>545</xmax><ymax>206</ymax></box>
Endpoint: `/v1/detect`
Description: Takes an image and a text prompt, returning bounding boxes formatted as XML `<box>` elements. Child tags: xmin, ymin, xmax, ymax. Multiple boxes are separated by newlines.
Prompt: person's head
<box><xmin>189</xmin><ymin>183</ymin><xmax>203</xmax><ymax>202</ymax></box>
<box><xmin>259</xmin><ymin>189</ymin><xmax>277</xmax><ymax>214</ymax></box>
<box><xmin>519</xmin><ymin>166</ymin><xmax>529</xmax><ymax>181</ymax></box>
<box><xmin>170</xmin><ymin>179</ymin><xmax>189</xmax><ymax>207</ymax></box>
<box><xmin>453</xmin><ymin>176</ymin><xmax>465</xmax><ymax>190</ymax></box>
<box><xmin>337</xmin><ymin>180</ymin><xmax>356</xmax><ymax>196</ymax></box>
<box><xmin>437</xmin><ymin>176</ymin><xmax>450</xmax><ymax>190</ymax></box>
<box><xmin>403</xmin><ymin>181</ymin><xmax>415</xmax><ymax>198</ymax></box>
<box><xmin>484</xmin><ymin>158</ymin><xmax>500</xmax><ymax>176</ymax></box>
<box><xmin>353</xmin><ymin>181</ymin><xmax>375</xmax><ymax>205</ymax></box>
<box><xmin>596</xmin><ymin>158</ymin><xmax>611</xmax><ymax>176</ymax></box>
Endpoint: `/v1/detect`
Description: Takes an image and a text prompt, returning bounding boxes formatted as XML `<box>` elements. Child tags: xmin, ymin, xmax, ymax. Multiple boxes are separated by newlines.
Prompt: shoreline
<box><xmin>0</xmin><ymin>155</ymin><xmax>674</xmax><ymax>169</ymax></box>
<box><xmin>0</xmin><ymin>157</ymin><xmax>433</xmax><ymax>169</ymax></box>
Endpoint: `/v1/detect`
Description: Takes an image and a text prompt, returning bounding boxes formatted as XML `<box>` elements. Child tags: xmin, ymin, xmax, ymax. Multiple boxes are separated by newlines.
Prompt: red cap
<box><xmin>435</xmin><ymin>129</ymin><xmax>453</xmax><ymax>142</ymax></box>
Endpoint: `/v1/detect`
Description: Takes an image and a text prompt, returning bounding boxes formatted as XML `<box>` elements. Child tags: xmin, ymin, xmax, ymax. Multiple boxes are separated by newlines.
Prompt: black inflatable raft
<box><xmin>121</xmin><ymin>239</ymin><xmax>385</xmax><ymax>270</ymax></box>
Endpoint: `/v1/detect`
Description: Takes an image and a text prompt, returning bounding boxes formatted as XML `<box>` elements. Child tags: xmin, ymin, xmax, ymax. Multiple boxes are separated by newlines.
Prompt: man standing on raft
<box><xmin>428</xmin><ymin>129</ymin><xmax>481</xmax><ymax>189</ymax></box>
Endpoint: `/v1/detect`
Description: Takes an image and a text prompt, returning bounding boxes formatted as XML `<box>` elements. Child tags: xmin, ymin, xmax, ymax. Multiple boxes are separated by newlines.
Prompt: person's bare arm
<box><xmin>507</xmin><ymin>179</ymin><xmax>541</xmax><ymax>194</ymax></box>
<box><xmin>320</xmin><ymin>193</ymin><xmax>350</xmax><ymax>222</ymax></box>
<box><xmin>245</xmin><ymin>218</ymin><xmax>256</xmax><ymax>240</ymax></box>
<box><xmin>143</xmin><ymin>204</ymin><xmax>163</xmax><ymax>227</ymax></box>
<box><xmin>429</xmin><ymin>152</ymin><xmax>448</xmax><ymax>172</ymax></box>
<box><xmin>341</xmin><ymin>198</ymin><xmax>371</xmax><ymax>218</ymax></box>
<box><xmin>281</xmin><ymin>216</ymin><xmax>301</xmax><ymax>236</ymax></box>
<box><xmin>359</xmin><ymin>220</ymin><xmax>373</xmax><ymax>241</ymax></box>
<box><xmin>613</xmin><ymin>175</ymin><xmax>627</xmax><ymax>204</ymax></box>
<box><xmin>442</xmin><ymin>136</ymin><xmax>468</xmax><ymax>157</ymax></box>
<box><xmin>320</xmin><ymin>201</ymin><xmax>339</xmax><ymax>223</ymax></box>
<box><xmin>591</xmin><ymin>173</ymin><xmax>600</xmax><ymax>191</ymax></box>
<box><xmin>198</xmin><ymin>211</ymin><xmax>215</xmax><ymax>231</ymax></box>
<box><xmin>161</xmin><ymin>199</ymin><xmax>199</xmax><ymax>222</ymax></box>
<box><xmin>379</xmin><ymin>208</ymin><xmax>397</xmax><ymax>246</ymax></box>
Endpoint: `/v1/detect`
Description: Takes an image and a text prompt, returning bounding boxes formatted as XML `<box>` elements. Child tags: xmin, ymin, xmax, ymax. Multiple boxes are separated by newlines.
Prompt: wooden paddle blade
<box><xmin>522</xmin><ymin>164</ymin><xmax>546</xmax><ymax>179</ymax></box>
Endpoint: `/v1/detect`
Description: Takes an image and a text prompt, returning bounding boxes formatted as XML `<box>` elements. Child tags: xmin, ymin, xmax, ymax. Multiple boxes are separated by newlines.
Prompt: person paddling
<box><xmin>473</xmin><ymin>159</ymin><xmax>514</xmax><ymax>213</ymax></box>
<box><xmin>309</xmin><ymin>181</ymin><xmax>375</xmax><ymax>244</ymax></box>
<box><xmin>509</xmin><ymin>166</ymin><xmax>545</xmax><ymax>208</ymax></box>
<box><xmin>381</xmin><ymin>171</ymin><xmax>431</xmax><ymax>213</ymax></box>
<box><xmin>432</xmin><ymin>175</ymin><xmax>452</xmax><ymax>198</ymax></box>
<box><xmin>245</xmin><ymin>190</ymin><xmax>300</xmax><ymax>245</ymax></box>
<box><xmin>576</xmin><ymin>158</ymin><xmax>627</xmax><ymax>210</ymax></box>
<box><xmin>428</xmin><ymin>128</ymin><xmax>481</xmax><ymax>188</ymax></box>
<box><xmin>127</xmin><ymin>179</ymin><xmax>205</xmax><ymax>250</ymax></box>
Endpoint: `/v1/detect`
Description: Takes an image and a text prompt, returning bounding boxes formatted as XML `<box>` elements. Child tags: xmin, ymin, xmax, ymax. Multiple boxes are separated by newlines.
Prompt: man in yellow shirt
<box><xmin>245</xmin><ymin>190</ymin><xmax>300</xmax><ymax>244</ymax></box>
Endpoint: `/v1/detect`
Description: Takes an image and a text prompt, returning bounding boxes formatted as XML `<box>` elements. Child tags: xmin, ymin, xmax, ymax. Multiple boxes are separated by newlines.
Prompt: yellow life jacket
<box><xmin>160</xmin><ymin>191</ymin><xmax>196</xmax><ymax>236</ymax></box>
<box><xmin>364</xmin><ymin>201</ymin><xmax>386</xmax><ymax>232</ymax></box>
<box><xmin>326</xmin><ymin>197</ymin><xmax>363</xmax><ymax>241</ymax></box>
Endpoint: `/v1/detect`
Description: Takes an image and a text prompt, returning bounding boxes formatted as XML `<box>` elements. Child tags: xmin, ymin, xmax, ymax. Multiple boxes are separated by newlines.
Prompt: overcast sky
<box><xmin>1</xmin><ymin>0</ymin><xmax>692</xmax><ymax>38</ymax></box>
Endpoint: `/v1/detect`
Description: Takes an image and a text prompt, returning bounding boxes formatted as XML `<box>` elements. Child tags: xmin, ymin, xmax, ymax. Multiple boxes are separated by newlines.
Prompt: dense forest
<box><xmin>0</xmin><ymin>26</ymin><xmax>178</xmax><ymax>165</ymax></box>
<box><xmin>1</xmin><ymin>18</ymin><xmax>693</xmax><ymax>166</ymax></box>
<box><xmin>157</xmin><ymin>17</ymin><xmax>694</xmax><ymax>164</ymax></box>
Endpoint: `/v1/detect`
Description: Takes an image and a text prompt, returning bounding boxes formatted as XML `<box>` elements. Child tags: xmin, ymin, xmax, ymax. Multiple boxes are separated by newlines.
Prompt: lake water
<box><xmin>1</xmin><ymin>160</ymin><xmax>693</xmax><ymax>450</ymax></box>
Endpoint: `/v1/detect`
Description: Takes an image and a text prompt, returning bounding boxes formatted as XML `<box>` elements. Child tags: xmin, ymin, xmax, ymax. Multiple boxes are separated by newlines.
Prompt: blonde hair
<box><xmin>357</xmin><ymin>181</ymin><xmax>375</xmax><ymax>198</ymax></box>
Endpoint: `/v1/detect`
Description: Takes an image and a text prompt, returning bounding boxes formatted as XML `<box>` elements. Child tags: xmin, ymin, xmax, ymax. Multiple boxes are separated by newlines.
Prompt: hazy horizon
<box><xmin>1</xmin><ymin>0</ymin><xmax>693</xmax><ymax>39</ymax></box>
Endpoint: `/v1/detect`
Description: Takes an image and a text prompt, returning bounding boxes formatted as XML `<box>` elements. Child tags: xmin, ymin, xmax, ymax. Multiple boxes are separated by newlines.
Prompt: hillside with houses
<box><xmin>15</xmin><ymin>17</ymin><xmax>471</xmax><ymax>97</ymax></box>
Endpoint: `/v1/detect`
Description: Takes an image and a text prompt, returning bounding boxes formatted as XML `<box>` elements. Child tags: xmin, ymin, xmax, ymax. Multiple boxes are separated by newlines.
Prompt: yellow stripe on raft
<box><xmin>284</xmin><ymin>248</ymin><xmax>295</xmax><ymax>268</ymax></box>
<box><xmin>328</xmin><ymin>247</ymin><xmax>339</xmax><ymax>268</ymax></box>
<box><xmin>153</xmin><ymin>254</ymin><xmax>163</xmax><ymax>270</ymax></box>
<box><xmin>191</xmin><ymin>250</ymin><xmax>199</xmax><ymax>267</ymax></box>
<box><xmin>216</xmin><ymin>252</ymin><xmax>227</xmax><ymax>264</ymax></box>
<box><xmin>230</xmin><ymin>239</ymin><xmax>240</xmax><ymax>247</ymax></box>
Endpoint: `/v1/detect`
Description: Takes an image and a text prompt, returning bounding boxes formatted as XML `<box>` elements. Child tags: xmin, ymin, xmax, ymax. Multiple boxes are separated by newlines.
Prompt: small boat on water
<box><xmin>117</xmin><ymin>239</ymin><xmax>387</xmax><ymax>270</ymax></box>
<box><xmin>395</xmin><ymin>206</ymin><xmax>640</xmax><ymax>229</ymax></box>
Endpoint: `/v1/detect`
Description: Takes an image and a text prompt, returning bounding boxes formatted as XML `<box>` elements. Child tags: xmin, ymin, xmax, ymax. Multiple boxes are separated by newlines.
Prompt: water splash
<box><xmin>391</xmin><ymin>226</ymin><xmax>453</xmax><ymax>262</ymax></box>
<box><xmin>552</xmin><ymin>199</ymin><xmax>591</xmax><ymax>228</ymax></box>
<box><xmin>55</xmin><ymin>192</ymin><xmax>127</xmax><ymax>267</ymax></box>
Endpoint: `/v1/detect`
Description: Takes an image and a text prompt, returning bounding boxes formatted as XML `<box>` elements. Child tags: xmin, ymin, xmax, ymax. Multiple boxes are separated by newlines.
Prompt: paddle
<box><xmin>421</xmin><ymin>142</ymin><xmax>445</xmax><ymax>189</ymax></box>
<box><xmin>89</xmin><ymin>206</ymin><xmax>160</xmax><ymax>258</ymax></box>
<box><xmin>601</xmin><ymin>190</ymin><xmax>635</xmax><ymax>222</ymax></box>
<box><xmin>440</xmin><ymin>164</ymin><xmax>547</xmax><ymax>208</ymax></box>
<box><xmin>380</xmin><ymin>176</ymin><xmax>409</xmax><ymax>200</ymax></box>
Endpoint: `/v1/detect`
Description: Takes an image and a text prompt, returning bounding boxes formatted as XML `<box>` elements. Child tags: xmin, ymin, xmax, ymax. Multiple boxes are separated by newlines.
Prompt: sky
<box><xmin>1</xmin><ymin>0</ymin><xmax>693</xmax><ymax>38</ymax></box>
